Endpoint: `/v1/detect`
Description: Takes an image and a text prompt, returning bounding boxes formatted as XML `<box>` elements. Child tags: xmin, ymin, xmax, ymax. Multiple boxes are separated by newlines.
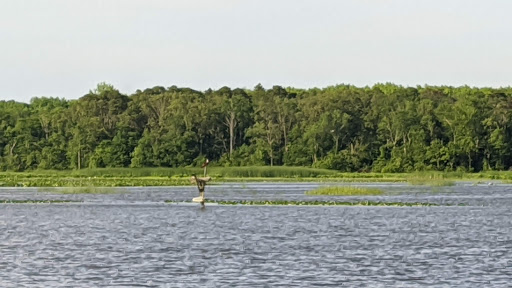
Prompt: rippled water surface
<box><xmin>1</xmin><ymin>183</ymin><xmax>511</xmax><ymax>287</ymax></box>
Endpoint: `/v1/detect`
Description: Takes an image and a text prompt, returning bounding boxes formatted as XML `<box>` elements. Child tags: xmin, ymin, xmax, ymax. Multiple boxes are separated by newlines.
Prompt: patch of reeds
<box><xmin>54</xmin><ymin>167</ymin><xmax>339</xmax><ymax>178</ymax></box>
<box><xmin>0</xmin><ymin>167</ymin><xmax>339</xmax><ymax>187</ymax></box>
<box><xmin>209</xmin><ymin>166</ymin><xmax>338</xmax><ymax>178</ymax></box>
<box><xmin>408</xmin><ymin>176</ymin><xmax>455</xmax><ymax>187</ymax></box>
<box><xmin>0</xmin><ymin>176</ymin><xmax>191</xmax><ymax>187</ymax></box>
<box><xmin>305</xmin><ymin>186</ymin><xmax>383</xmax><ymax>196</ymax></box>
<box><xmin>6</xmin><ymin>167</ymin><xmax>512</xmax><ymax>187</ymax></box>
<box><xmin>407</xmin><ymin>172</ymin><xmax>456</xmax><ymax>186</ymax></box>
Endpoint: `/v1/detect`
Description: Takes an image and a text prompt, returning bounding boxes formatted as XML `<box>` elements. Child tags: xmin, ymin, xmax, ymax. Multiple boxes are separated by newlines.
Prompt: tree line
<box><xmin>1</xmin><ymin>82</ymin><xmax>512</xmax><ymax>172</ymax></box>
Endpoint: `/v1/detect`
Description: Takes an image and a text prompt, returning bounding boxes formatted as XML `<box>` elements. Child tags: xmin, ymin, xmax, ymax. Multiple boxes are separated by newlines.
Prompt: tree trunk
<box><xmin>225</xmin><ymin>112</ymin><xmax>236</xmax><ymax>159</ymax></box>
<box><xmin>9</xmin><ymin>140</ymin><xmax>17</xmax><ymax>156</ymax></box>
<box><xmin>283</xmin><ymin>124</ymin><xmax>288</xmax><ymax>152</ymax></box>
<box><xmin>229</xmin><ymin>119</ymin><xmax>234</xmax><ymax>158</ymax></box>
<box><xmin>313</xmin><ymin>144</ymin><xmax>318</xmax><ymax>163</ymax></box>
<box><xmin>403</xmin><ymin>135</ymin><xmax>407</xmax><ymax>156</ymax></box>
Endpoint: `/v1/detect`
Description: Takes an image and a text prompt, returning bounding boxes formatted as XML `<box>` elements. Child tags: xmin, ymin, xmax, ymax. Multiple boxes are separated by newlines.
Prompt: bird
<box><xmin>201</xmin><ymin>159</ymin><xmax>209</xmax><ymax>168</ymax></box>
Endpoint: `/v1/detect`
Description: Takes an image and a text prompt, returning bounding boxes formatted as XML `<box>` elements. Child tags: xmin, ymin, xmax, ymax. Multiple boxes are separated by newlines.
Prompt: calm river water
<box><xmin>0</xmin><ymin>183</ymin><xmax>511</xmax><ymax>287</ymax></box>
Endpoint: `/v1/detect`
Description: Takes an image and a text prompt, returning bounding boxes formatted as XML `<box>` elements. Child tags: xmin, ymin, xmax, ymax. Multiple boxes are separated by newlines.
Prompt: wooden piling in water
<box><xmin>191</xmin><ymin>175</ymin><xmax>211</xmax><ymax>208</ymax></box>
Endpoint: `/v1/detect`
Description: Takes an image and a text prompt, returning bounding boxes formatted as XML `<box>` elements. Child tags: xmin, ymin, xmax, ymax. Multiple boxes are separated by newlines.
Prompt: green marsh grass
<box><xmin>0</xmin><ymin>167</ymin><xmax>340</xmax><ymax>187</ymax></box>
<box><xmin>305</xmin><ymin>186</ymin><xmax>383</xmax><ymax>196</ymax></box>
<box><xmin>407</xmin><ymin>174</ymin><xmax>456</xmax><ymax>187</ymax></box>
<box><xmin>3</xmin><ymin>167</ymin><xmax>512</xmax><ymax>187</ymax></box>
<box><xmin>0</xmin><ymin>174</ymin><xmax>191</xmax><ymax>187</ymax></box>
<box><xmin>63</xmin><ymin>166</ymin><xmax>339</xmax><ymax>178</ymax></box>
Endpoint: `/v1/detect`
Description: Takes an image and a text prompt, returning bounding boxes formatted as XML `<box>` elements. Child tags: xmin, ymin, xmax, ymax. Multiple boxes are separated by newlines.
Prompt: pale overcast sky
<box><xmin>0</xmin><ymin>0</ymin><xmax>510</xmax><ymax>102</ymax></box>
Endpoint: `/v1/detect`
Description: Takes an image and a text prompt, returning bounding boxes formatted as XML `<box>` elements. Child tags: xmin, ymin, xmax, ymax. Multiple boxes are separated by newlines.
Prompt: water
<box><xmin>0</xmin><ymin>183</ymin><xmax>511</xmax><ymax>287</ymax></box>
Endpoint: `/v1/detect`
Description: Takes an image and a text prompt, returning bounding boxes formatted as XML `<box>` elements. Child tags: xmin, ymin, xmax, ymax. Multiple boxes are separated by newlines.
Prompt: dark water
<box><xmin>0</xmin><ymin>183</ymin><xmax>511</xmax><ymax>287</ymax></box>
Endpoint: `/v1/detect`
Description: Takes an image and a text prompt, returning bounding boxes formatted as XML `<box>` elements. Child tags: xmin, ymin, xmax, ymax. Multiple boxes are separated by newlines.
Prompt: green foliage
<box><xmin>2</xmin><ymin>83</ymin><xmax>512</xmax><ymax>173</ymax></box>
<box><xmin>305</xmin><ymin>186</ymin><xmax>383</xmax><ymax>196</ymax></box>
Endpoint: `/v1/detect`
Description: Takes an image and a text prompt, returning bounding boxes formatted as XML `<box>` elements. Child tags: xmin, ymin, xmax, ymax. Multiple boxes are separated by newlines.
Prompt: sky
<box><xmin>0</xmin><ymin>0</ymin><xmax>511</xmax><ymax>103</ymax></box>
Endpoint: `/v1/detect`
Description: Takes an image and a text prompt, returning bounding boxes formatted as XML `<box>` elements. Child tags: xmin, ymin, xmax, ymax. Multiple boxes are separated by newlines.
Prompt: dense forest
<box><xmin>1</xmin><ymin>83</ymin><xmax>512</xmax><ymax>172</ymax></box>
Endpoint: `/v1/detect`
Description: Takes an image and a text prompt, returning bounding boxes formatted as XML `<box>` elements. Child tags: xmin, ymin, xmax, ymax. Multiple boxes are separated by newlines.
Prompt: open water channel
<box><xmin>0</xmin><ymin>182</ymin><xmax>511</xmax><ymax>287</ymax></box>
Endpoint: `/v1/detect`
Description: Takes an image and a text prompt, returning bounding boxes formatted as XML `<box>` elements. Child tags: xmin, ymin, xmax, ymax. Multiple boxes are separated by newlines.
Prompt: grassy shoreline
<box><xmin>0</xmin><ymin>167</ymin><xmax>510</xmax><ymax>187</ymax></box>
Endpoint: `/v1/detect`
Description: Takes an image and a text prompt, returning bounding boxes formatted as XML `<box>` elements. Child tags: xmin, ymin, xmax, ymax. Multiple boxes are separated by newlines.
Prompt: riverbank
<box><xmin>0</xmin><ymin>167</ymin><xmax>511</xmax><ymax>187</ymax></box>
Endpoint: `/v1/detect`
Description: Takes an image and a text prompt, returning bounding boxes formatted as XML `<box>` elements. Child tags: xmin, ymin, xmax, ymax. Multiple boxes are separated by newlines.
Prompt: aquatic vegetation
<box><xmin>429</xmin><ymin>179</ymin><xmax>455</xmax><ymax>186</ymax></box>
<box><xmin>39</xmin><ymin>187</ymin><xmax>125</xmax><ymax>194</ymax></box>
<box><xmin>407</xmin><ymin>174</ymin><xmax>456</xmax><ymax>187</ymax></box>
<box><xmin>408</xmin><ymin>178</ymin><xmax>455</xmax><ymax>187</ymax></box>
<box><xmin>61</xmin><ymin>167</ymin><xmax>338</xmax><ymax>178</ymax></box>
<box><xmin>165</xmin><ymin>199</ymin><xmax>448</xmax><ymax>207</ymax></box>
<box><xmin>305</xmin><ymin>186</ymin><xmax>383</xmax><ymax>196</ymax></box>
<box><xmin>211</xmin><ymin>166</ymin><xmax>339</xmax><ymax>178</ymax></box>
<box><xmin>0</xmin><ymin>167</ymin><xmax>340</xmax><ymax>187</ymax></box>
<box><xmin>4</xmin><ymin>168</ymin><xmax>512</xmax><ymax>188</ymax></box>
<box><xmin>0</xmin><ymin>200</ymin><xmax>79</xmax><ymax>204</ymax></box>
<box><xmin>223</xmin><ymin>177</ymin><xmax>405</xmax><ymax>183</ymax></box>
<box><xmin>0</xmin><ymin>175</ymin><xmax>191</xmax><ymax>187</ymax></box>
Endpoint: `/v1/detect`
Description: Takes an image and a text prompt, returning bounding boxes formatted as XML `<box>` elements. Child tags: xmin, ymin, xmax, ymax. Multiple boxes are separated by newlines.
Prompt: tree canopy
<box><xmin>1</xmin><ymin>82</ymin><xmax>512</xmax><ymax>172</ymax></box>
